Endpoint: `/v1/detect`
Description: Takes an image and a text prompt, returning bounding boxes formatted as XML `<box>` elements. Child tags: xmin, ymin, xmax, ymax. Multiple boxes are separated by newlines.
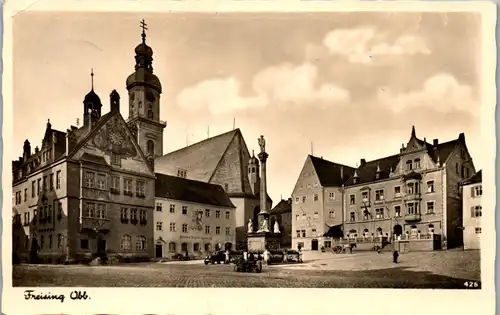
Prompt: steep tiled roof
<box><xmin>155</xmin><ymin>129</ymin><xmax>239</xmax><ymax>182</ymax></box>
<box><xmin>270</xmin><ymin>198</ymin><xmax>292</xmax><ymax>215</ymax></box>
<box><xmin>462</xmin><ymin>170</ymin><xmax>482</xmax><ymax>185</ymax></box>
<box><xmin>155</xmin><ymin>173</ymin><xmax>235</xmax><ymax>208</ymax></box>
<box><xmin>309</xmin><ymin>155</ymin><xmax>356</xmax><ymax>187</ymax></box>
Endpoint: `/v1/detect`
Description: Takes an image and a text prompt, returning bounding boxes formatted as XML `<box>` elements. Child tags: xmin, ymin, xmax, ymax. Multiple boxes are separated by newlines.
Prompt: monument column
<box><xmin>257</xmin><ymin>135</ymin><xmax>269</xmax><ymax>232</ymax></box>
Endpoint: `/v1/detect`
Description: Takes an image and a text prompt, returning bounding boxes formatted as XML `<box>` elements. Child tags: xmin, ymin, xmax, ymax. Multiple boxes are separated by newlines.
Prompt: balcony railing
<box><xmin>80</xmin><ymin>217</ymin><xmax>111</xmax><ymax>231</ymax></box>
<box><xmin>404</xmin><ymin>213</ymin><xmax>422</xmax><ymax>222</ymax></box>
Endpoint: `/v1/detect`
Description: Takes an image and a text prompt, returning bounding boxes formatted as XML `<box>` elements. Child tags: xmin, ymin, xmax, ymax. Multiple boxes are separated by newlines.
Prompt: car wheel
<box><xmin>204</xmin><ymin>261</ymin><xmax>208</xmax><ymax>265</ymax></box>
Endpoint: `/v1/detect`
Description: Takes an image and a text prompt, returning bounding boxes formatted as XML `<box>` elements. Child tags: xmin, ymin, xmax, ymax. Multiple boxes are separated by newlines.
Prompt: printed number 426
<box><xmin>464</xmin><ymin>281</ymin><xmax>479</xmax><ymax>288</ymax></box>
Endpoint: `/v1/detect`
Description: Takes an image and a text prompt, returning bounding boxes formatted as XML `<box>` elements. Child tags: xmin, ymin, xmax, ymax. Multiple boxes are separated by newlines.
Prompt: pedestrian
<box><xmin>243</xmin><ymin>251</ymin><xmax>248</xmax><ymax>262</ymax></box>
<box><xmin>263</xmin><ymin>249</ymin><xmax>270</xmax><ymax>265</ymax></box>
<box><xmin>393</xmin><ymin>250</ymin><xmax>399</xmax><ymax>263</ymax></box>
<box><xmin>298</xmin><ymin>248</ymin><xmax>303</xmax><ymax>263</ymax></box>
<box><xmin>225</xmin><ymin>250</ymin><xmax>230</xmax><ymax>264</ymax></box>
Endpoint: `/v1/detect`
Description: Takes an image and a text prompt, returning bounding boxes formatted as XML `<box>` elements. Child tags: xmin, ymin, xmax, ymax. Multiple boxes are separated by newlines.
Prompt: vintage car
<box><xmin>172</xmin><ymin>253</ymin><xmax>191</xmax><ymax>261</ymax></box>
<box><xmin>204</xmin><ymin>251</ymin><xmax>227</xmax><ymax>265</ymax></box>
<box><xmin>233</xmin><ymin>256</ymin><xmax>262</xmax><ymax>273</ymax></box>
<box><xmin>283</xmin><ymin>250</ymin><xmax>302</xmax><ymax>263</ymax></box>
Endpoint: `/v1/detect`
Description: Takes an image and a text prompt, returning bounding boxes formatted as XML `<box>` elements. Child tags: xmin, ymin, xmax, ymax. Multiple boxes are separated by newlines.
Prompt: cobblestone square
<box><xmin>13</xmin><ymin>250</ymin><xmax>480</xmax><ymax>289</ymax></box>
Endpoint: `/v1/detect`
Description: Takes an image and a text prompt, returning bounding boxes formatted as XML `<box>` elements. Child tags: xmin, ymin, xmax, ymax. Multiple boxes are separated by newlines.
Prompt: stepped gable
<box><xmin>155</xmin><ymin>173</ymin><xmax>235</xmax><ymax>208</ymax></box>
<box><xmin>309</xmin><ymin>155</ymin><xmax>356</xmax><ymax>187</ymax></box>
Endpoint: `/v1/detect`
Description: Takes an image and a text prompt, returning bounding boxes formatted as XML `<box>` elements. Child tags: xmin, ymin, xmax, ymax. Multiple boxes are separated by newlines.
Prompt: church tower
<box><xmin>83</xmin><ymin>69</ymin><xmax>102</xmax><ymax>128</ymax></box>
<box><xmin>248</xmin><ymin>150</ymin><xmax>260</xmax><ymax>195</ymax></box>
<box><xmin>126</xmin><ymin>20</ymin><xmax>166</xmax><ymax>158</ymax></box>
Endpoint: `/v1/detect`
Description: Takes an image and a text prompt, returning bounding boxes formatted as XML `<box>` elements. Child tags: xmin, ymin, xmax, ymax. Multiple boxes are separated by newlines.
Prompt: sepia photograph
<box><xmin>2</xmin><ymin>0</ymin><xmax>496</xmax><ymax>314</ymax></box>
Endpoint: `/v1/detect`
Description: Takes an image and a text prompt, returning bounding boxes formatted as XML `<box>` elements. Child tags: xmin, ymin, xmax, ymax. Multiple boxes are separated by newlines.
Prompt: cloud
<box><xmin>377</xmin><ymin>72</ymin><xmax>477</xmax><ymax>114</ymax></box>
<box><xmin>253</xmin><ymin>63</ymin><xmax>350</xmax><ymax>105</ymax></box>
<box><xmin>323</xmin><ymin>27</ymin><xmax>431</xmax><ymax>64</ymax></box>
<box><xmin>176</xmin><ymin>77</ymin><xmax>267</xmax><ymax>115</ymax></box>
<box><xmin>177</xmin><ymin>63</ymin><xmax>350</xmax><ymax>114</ymax></box>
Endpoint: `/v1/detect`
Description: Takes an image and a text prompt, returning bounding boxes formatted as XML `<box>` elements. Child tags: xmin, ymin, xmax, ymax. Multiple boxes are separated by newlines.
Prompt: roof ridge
<box><xmin>156</xmin><ymin>172</ymin><xmax>224</xmax><ymax>187</ymax></box>
<box><xmin>309</xmin><ymin>154</ymin><xmax>356</xmax><ymax>170</ymax></box>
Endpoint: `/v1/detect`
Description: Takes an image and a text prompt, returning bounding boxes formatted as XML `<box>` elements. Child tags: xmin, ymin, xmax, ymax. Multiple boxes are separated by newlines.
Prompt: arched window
<box><xmin>121</xmin><ymin>235</ymin><xmax>132</xmax><ymax>250</ymax></box>
<box><xmin>136</xmin><ymin>235</ymin><xmax>147</xmax><ymax>250</ymax></box>
<box><xmin>406</xmin><ymin>160</ymin><xmax>413</xmax><ymax>170</ymax></box>
<box><xmin>414</xmin><ymin>158</ymin><xmax>421</xmax><ymax>169</ymax></box>
<box><xmin>147</xmin><ymin>140</ymin><xmax>155</xmax><ymax>157</ymax></box>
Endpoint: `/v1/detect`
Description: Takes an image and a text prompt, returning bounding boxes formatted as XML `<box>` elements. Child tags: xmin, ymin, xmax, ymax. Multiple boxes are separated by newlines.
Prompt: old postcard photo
<box><xmin>2</xmin><ymin>0</ymin><xmax>496</xmax><ymax>314</ymax></box>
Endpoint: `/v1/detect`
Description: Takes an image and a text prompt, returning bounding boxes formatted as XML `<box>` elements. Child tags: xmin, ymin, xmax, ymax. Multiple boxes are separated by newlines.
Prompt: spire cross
<box><xmin>90</xmin><ymin>68</ymin><xmax>94</xmax><ymax>90</ymax></box>
<box><xmin>140</xmin><ymin>19</ymin><xmax>148</xmax><ymax>43</ymax></box>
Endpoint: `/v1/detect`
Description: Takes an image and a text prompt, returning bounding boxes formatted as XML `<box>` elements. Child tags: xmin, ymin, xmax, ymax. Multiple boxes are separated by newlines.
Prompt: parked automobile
<box><xmin>172</xmin><ymin>253</ymin><xmax>191</xmax><ymax>261</ymax></box>
<box><xmin>233</xmin><ymin>256</ymin><xmax>262</xmax><ymax>273</ymax></box>
<box><xmin>204</xmin><ymin>251</ymin><xmax>226</xmax><ymax>265</ymax></box>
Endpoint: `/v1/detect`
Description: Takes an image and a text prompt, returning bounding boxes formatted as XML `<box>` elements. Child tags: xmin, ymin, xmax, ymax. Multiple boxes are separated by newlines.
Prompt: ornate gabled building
<box><xmin>12</xmin><ymin>23</ymin><xmax>164</xmax><ymax>263</ymax></box>
<box><xmin>154</xmin><ymin>129</ymin><xmax>272</xmax><ymax>249</ymax></box>
<box><xmin>342</xmin><ymin>126</ymin><xmax>476</xmax><ymax>250</ymax></box>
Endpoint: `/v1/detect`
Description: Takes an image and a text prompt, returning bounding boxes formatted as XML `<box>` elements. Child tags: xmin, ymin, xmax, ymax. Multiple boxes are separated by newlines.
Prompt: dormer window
<box><xmin>177</xmin><ymin>169</ymin><xmax>187</xmax><ymax>178</ymax></box>
<box><xmin>406</xmin><ymin>160</ymin><xmax>413</xmax><ymax>170</ymax></box>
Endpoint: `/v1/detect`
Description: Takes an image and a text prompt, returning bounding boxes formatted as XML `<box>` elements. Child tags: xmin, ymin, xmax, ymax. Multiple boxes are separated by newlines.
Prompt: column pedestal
<box><xmin>247</xmin><ymin>232</ymin><xmax>282</xmax><ymax>252</ymax></box>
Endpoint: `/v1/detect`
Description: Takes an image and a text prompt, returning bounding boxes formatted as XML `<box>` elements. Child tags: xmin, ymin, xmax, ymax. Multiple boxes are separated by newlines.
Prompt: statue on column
<box><xmin>247</xmin><ymin>219</ymin><xmax>253</xmax><ymax>233</ymax></box>
<box><xmin>273</xmin><ymin>221</ymin><xmax>281</xmax><ymax>233</ymax></box>
<box><xmin>259</xmin><ymin>217</ymin><xmax>269</xmax><ymax>232</ymax></box>
<box><xmin>258</xmin><ymin>135</ymin><xmax>266</xmax><ymax>153</ymax></box>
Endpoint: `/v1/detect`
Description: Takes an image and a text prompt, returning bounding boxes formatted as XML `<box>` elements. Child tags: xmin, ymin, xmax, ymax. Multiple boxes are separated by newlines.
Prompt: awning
<box><xmin>323</xmin><ymin>224</ymin><xmax>344</xmax><ymax>238</ymax></box>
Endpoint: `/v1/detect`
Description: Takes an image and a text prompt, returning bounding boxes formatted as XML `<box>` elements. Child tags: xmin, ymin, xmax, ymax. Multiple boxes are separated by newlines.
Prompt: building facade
<box><xmin>154</xmin><ymin>131</ymin><xmax>272</xmax><ymax>249</ymax></box>
<box><xmin>291</xmin><ymin>155</ymin><xmax>356</xmax><ymax>251</ymax></box>
<box><xmin>12</xmin><ymin>24</ymin><xmax>164</xmax><ymax>263</ymax></box>
<box><xmin>269</xmin><ymin>198</ymin><xmax>292</xmax><ymax>248</ymax></box>
<box><xmin>461</xmin><ymin>170</ymin><xmax>482</xmax><ymax>250</ymax></box>
<box><xmin>154</xmin><ymin>174</ymin><xmax>236</xmax><ymax>258</ymax></box>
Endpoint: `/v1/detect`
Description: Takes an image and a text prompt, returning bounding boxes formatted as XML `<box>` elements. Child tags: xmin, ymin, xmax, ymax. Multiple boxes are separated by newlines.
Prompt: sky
<box><xmin>13</xmin><ymin>11</ymin><xmax>483</xmax><ymax>204</ymax></box>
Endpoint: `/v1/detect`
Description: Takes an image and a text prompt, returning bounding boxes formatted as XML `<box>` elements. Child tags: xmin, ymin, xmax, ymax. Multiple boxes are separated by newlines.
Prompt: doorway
<box><xmin>311</xmin><ymin>239</ymin><xmax>319</xmax><ymax>251</ymax></box>
<box><xmin>155</xmin><ymin>244</ymin><xmax>163</xmax><ymax>258</ymax></box>
<box><xmin>393</xmin><ymin>224</ymin><xmax>403</xmax><ymax>236</ymax></box>
<box><xmin>97</xmin><ymin>239</ymin><xmax>106</xmax><ymax>256</ymax></box>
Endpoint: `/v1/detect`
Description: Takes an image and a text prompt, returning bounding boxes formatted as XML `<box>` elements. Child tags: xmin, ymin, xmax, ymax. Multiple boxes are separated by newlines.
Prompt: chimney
<box><xmin>23</xmin><ymin>139</ymin><xmax>31</xmax><ymax>161</ymax></box>
<box><xmin>458</xmin><ymin>133</ymin><xmax>465</xmax><ymax>142</ymax></box>
<box><xmin>360</xmin><ymin>159</ymin><xmax>366</xmax><ymax>166</ymax></box>
<box><xmin>35</xmin><ymin>146</ymin><xmax>39</xmax><ymax>154</ymax></box>
<box><xmin>433</xmin><ymin>139</ymin><xmax>439</xmax><ymax>146</ymax></box>
<box><xmin>110</xmin><ymin>89</ymin><xmax>120</xmax><ymax>112</ymax></box>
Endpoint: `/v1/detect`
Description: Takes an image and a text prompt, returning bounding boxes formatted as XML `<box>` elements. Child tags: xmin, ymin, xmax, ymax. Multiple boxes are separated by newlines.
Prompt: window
<box><xmin>49</xmin><ymin>235</ymin><xmax>53</xmax><ymax>249</ymax></box>
<box><xmin>57</xmin><ymin>234</ymin><xmax>62</xmax><ymax>249</ymax></box>
<box><xmin>170</xmin><ymin>205</ymin><xmax>176</xmax><ymax>213</ymax></box>
<box><xmin>363</xmin><ymin>210</ymin><xmax>370</xmax><ymax>220</ymax></box>
<box><xmin>85</xmin><ymin>171</ymin><xmax>95</xmax><ymax>188</ymax></box>
<box><xmin>407</xmin><ymin>202</ymin><xmax>418</xmax><ymax>215</ymax></box>
<box><xmin>182</xmin><ymin>206</ymin><xmax>188</xmax><ymax>215</ymax></box>
<box><xmin>131</xmin><ymin>209</ymin><xmax>138</xmax><ymax>221</ymax></box>
<box><xmin>329</xmin><ymin>211</ymin><xmax>335</xmax><ymax>218</ymax></box>
<box><xmin>181</xmin><ymin>243</ymin><xmax>188</xmax><ymax>252</ymax></box>
<box><xmin>427</xmin><ymin>202</ymin><xmax>434</xmax><ymax>214</ymax></box>
<box><xmin>350</xmin><ymin>212</ymin><xmax>355</xmax><ymax>222</ymax></box>
<box><xmin>473</xmin><ymin>185</ymin><xmax>483</xmax><ymax>197</ymax></box>
<box><xmin>414</xmin><ymin>158</ymin><xmax>421</xmax><ymax>169</ymax></box>
<box><xmin>136</xmin><ymin>181</ymin><xmax>146</xmax><ymax>197</ymax></box>
<box><xmin>120</xmin><ymin>208</ymin><xmax>129</xmax><ymax>221</ymax></box>
<box><xmin>93</xmin><ymin>174</ymin><xmax>104</xmax><ymax>190</ymax></box>
<box><xmin>32</xmin><ymin>181</ymin><xmax>35</xmax><ymax>197</ymax></box>
<box><xmin>169</xmin><ymin>242</ymin><xmax>176</xmax><ymax>252</ymax></box>
<box><xmin>361</xmin><ymin>191</ymin><xmax>368</xmax><ymax>201</ymax></box>
<box><xmin>224</xmin><ymin>183</ymin><xmax>229</xmax><ymax>191</ymax></box>
<box><xmin>302</xmin><ymin>196</ymin><xmax>307</xmax><ymax>203</ymax></box>
<box><xmin>395</xmin><ymin>206</ymin><xmax>401</xmax><ymax>217</ymax></box>
<box><xmin>225</xmin><ymin>211</ymin><xmax>230</xmax><ymax>219</ymax></box>
<box><xmin>312</xmin><ymin>228</ymin><xmax>317</xmax><ymax>236</ymax></box>
<box><xmin>427</xmin><ymin>181</ymin><xmax>435</xmax><ymax>193</ymax></box>
<box><xmin>375</xmin><ymin>189</ymin><xmax>384</xmax><ymax>201</ymax></box>
<box><xmin>466</xmin><ymin>168</ymin><xmax>470</xmax><ymax>178</ymax></box>
<box><xmin>471</xmin><ymin>206</ymin><xmax>482</xmax><ymax>217</ymax></box>
<box><xmin>301</xmin><ymin>230</ymin><xmax>306</xmax><ymax>237</ymax></box>
<box><xmin>302</xmin><ymin>214</ymin><xmax>306</xmax><ymax>220</ymax></box>
<box><xmin>205</xmin><ymin>225</ymin><xmax>210</xmax><ymax>234</ymax></box>
<box><xmin>375</xmin><ymin>208</ymin><xmax>384</xmax><ymax>219</ymax></box>
<box><xmin>136</xmin><ymin>236</ymin><xmax>147</xmax><ymax>250</ymax></box>
<box><xmin>24</xmin><ymin>188</ymin><xmax>27</xmax><ymax>202</ymax></box>
<box><xmin>329</xmin><ymin>192</ymin><xmax>335</xmax><ymax>200</ymax></box>
<box><xmin>97</xmin><ymin>204</ymin><xmax>106</xmax><ymax>218</ymax></box>
<box><xmin>80</xmin><ymin>239</ymin><xmax>89</xmax><ymax>249</ymax></box>
<box><xmin>225</xmin><ymin>227</ymin><xmax>230</xmax><ymax>235</ymax></box>
<box><xmin>37</xmin><ymin>179</ymin><xmax>41</xmax><ymax>196</ymax></box>
<box><xmin>216</xmin><ymin>226</ymin><xmax>221</xmax><ymax>234</ymax></box>
<box><xmin>111</xmin><ymin>153</ymin><xmax>121</xmax><ymax>166</ymax></box>
<box><xmin>84</xmin><ymin>202</ymin><xmax>95</xmax><ymax>217</ymax></box>
<box><xmin>349</xmin><ymin>194</ymin><xmax>356</xmax><ymax>205</ymax></box>
<box><xmin>324</xmin><ymin>241</ymin><xmax>332</xmax><ymax>248</ymax></box>
<box><xmin>295</xmin><ymin>197</ymin><xmax>299</xmax><ymax>203</ymax></box>
<box><xmin>406</xmin><ymin>160</ymin><xmax>413</xmax><ymax>170</ymax></box>
<box><xmin>111</xmin><ymin>176</ymin><xmax>120</xmax><ymax>193</ymax></box>
<box><xmin>146</xmin><ymin>140</ymin><xmax>155</xmax><ymax>156</ymax></box>
<box><xmin>24</xmin><ymin>212</ymin><xmax>30</xmax><ymax>225</ymax></box>
<box><xmin>58</xmin><ymin>202</ymin><xmax>63</xmax><ymax>218</ymax></box>
<box><xmin>194</xmin><ymin>243</ymin><xmax>200</xmax><ymax>252</ymax></box>
<box><xmin>313</xmin><ymin>212</ymin><xmax>319</xmax><ymax>218</ymax></box>
<box><xmin>314</xmin><ymin>194</ymin><xmax>319</xmax><ymax>201</ymax></box>
<box><xmin>156</xmin><ymin>221</ymin><xmax>163</xmax><ymax>231</ymax></box>
<box><xmin>170</xmin><ymin>223</ymin><xmax>176</xmax><ymax>232</ymax></box>
<box><xmin>296</xmin><ymin>230</ymin><xmax>300</xmax><ymax>237</ymax></box>
<box><xmin>43</xmin><ymin>176</ymin><xmax>47</xmax><ymax>191</ymax></box>
<box><xmin>295</xmin><ymin>215</ymin><xmax>300</xmax><ymax>221</ymax></box>
<box><xmin>407</xmin><ymin>183</ymin><xmax>414</xmax><ymax>194</ymax></box>
<box><xmin>124</xmin><ymin>179</ymin><xmax>133</xmax><ymax>195</ymax></box>
<box><xmin>182</xmin><ymin>224</ymin><xmax>188</xmax><ymax>233</ymax></box>
<box><xmin>156</xmin><ymin>203</ymin><xmax>162</xmax><ymax>212</ymax></box>
<box><xmin>216</xmin><ymin>210</ymin><xmax>220</xmax><ymax>218</ymax></box>
<box><xmin>139</xmin><ymin>209</ymin><xmax>147</xmax><ymax>221</ymax></box>
<box><xmin>475</xmin><ymin>227</ymin><xmax>482</xmax><ymax>234</ymax></box>
<box><xmin>205</xmin><ymin>209</ymin><xmax>210</xmax><ymax>217</ymax></box>
<box><xmin>204</xmin><ymin>244</ymin><xmax>211</xmax><ymax>252</ymax></box>
<box><xmin>177</xmin><ymin>169</ymin><xmax>187</xmax><ymax>178</ymax></box>
<box><xmin>56</xmin><ymin>171</ymin><xmax>61</xmax><ymax>189</ymax></box>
